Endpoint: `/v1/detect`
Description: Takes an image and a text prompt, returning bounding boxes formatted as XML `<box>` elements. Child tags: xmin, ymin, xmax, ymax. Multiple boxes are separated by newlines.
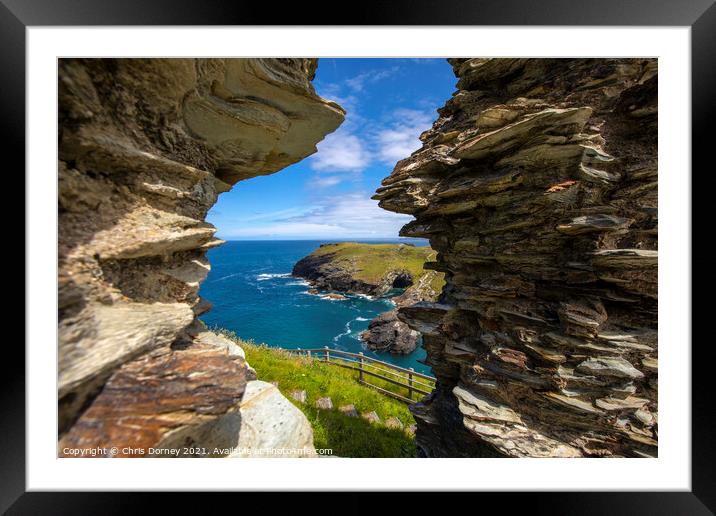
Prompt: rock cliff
<box><xmin>360</xmin><ymin>266</ymin><xmax>443</xmax><ymax>354</ymax></box>
<box><xmin>292</xmin><ymin>242</ymin><xmax>435</xmax><ymax>296</ymax></box>
<box><xmin>374</xmin><ymin>59</ymin><xmax>658</xmax><ymax>457</ymax></box>
<box><xmin>292</xmin><ymin>242</ymin><xmax>443</xmax><ymax>354</ymax></box>
<box><xmin>58</xmin><ymin>58</ymin><xmax>344</xmax><ymax>456</ymax></box>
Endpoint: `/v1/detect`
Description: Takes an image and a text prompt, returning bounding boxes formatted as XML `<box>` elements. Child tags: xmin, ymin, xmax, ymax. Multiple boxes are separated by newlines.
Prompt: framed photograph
<box><xmin>8</xmin><ymin>0</ymin><xmax>712</xmax><ymax>512</ymax></box>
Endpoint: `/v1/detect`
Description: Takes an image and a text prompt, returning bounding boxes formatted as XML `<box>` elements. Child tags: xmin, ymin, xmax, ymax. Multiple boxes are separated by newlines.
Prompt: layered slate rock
<box><xmin>374</xmin><ymin>58</ymin><xmax>658</xmax><ymax>458</ymax></box>
<box><xmin>59</xmin><ymin>339</ymin><xmax>250</xmax><ymax>457</ymax></box>
<box><xmin>58</xmin><ymin>58</ymin><xmax>344</xmax><ymax>454</ymax></box>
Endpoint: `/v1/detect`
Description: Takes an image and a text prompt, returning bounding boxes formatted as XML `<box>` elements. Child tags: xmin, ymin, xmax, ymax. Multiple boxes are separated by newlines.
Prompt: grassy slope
<box><xmin>222</xmin><ymin>333</ymin><xmax>419</xmax><ymax>457</ymax></box>
<box><xmin>310</xmin><ymin>242</ymin><xmax>445</xmax><ymax>293</ymax></box>
<box><xmin>428</xmin><ymin>267</ymin><xmax>446</xmax><ymax>294</ymax></box>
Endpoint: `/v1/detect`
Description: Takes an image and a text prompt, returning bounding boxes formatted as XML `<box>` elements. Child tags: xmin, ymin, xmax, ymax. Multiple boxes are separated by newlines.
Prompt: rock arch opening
<box><xmin>57</xmin><ymin>57</ymin><xmax>658</xmax><ymax>459</ymax></box>
<box><xmin>391</xmin><ymin>271</ymin><xmax>413</xmax><ymax>289</ymax></box>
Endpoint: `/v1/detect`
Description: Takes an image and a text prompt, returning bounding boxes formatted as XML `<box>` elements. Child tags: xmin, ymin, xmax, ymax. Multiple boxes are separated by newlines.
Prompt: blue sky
<box><xmin>209</xmin><ymin>58</ymin><xmax>456</xmax><ymax>240</ymax></box>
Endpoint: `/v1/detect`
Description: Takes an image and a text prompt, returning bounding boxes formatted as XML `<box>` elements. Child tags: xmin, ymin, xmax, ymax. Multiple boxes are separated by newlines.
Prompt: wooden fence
<box><xmin>282</xmin><ymin>347</ymin><xmax>436</xmax><ymax>404</ymax></box>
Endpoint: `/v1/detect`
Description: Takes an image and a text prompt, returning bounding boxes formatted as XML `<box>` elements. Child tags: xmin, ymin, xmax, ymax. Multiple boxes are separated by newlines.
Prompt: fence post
<box><xmin>307</xmin><ymin>350</ymin><xmax>311</xmax><ymax>359</ymax></box>
<box><xmin>408</xmin><ymin>368</ymin><xmax>414</xmax><ymax>401</ymax></box>
<box><xmin>358</xmin><ymin>352</ymin><xmax>364</xmax><ymax>383</ymax></box>
<box><xmin>324</xmin><ymin>346</ymin><xmax>329</xmax><ymax>363</ymax></box>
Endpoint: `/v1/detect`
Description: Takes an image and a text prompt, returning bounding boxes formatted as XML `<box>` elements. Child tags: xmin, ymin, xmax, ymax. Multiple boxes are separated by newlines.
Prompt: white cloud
<box><xmin>313</xmin><ymin>175</ymin><xmax>342</xmax><ymax>188</ymax></box>
<box><xmin>375</xmin><ymin>108</ymin><xmax>434</xmax><ymax>165</ymax></box>
<box><xmin>344</xmin><ymin>66</ymin><xmax>399</xmax><ymax>92</ymax></box>
<box><xmin>317</xmin><ymin>85</ymin><xmax>359</xmax><ymax>115</ymax></box>
<box><xmin>220</xmin><ymin>193</ymin><xmax>414</xmax><ymax>239</ymax></box>
<box><xmin>221</xmin><ymin>222</ymin><xmax>345</xmax><ymax>239</ymax></box>
<box><xmin>310</xmin><ymin>127</ymin><xmax>371</xmax><ymax>172</ymax></box>
<box><xmin>238</xmin><ymin>207</ymin><xmax>312</xmax><ymax>223</ymax></box>
<box><xmin>278</xmin><ymin>192</ymin><xmax>413</xmax><ymax>237</ymax></box>
<box><xmin>309</xmin><ymin>106</ymin><xmax>434</xmax><ymax>180</ymax></box>
<box><xmin>408</xmin><ymin>58</ymin><xmax>442</xmax><ymax>65</ymax></box>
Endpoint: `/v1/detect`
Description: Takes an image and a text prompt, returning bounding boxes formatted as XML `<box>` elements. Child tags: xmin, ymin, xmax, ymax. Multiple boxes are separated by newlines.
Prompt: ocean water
<box><xmin>199</xmin><ymin>240</ymin><xmax>433</xmax><ymax>374</ymax></box>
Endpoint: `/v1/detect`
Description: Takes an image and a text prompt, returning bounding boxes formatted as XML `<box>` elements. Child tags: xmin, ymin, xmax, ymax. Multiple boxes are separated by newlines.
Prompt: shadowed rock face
<box><xmin>58</xmin><ymin>58</ymin><xmax>344</xmax><ymax>454</ymax></box>
<box><xmin>291</xmin><ymin>251</ymin><xmax>380</xmax><ymax>295</ymax></box>
<box><xmin>360</xmin><ymin>268</ymin><xmax>443</xmax><ymax>355</ymax></box>
<box><xmin>375</xmin><ymin>58</ymin><xmax>658</xmax><ymax>458</ymax></box>
<box><xmin>360</xmin><ymin>311</ymin><xmax>420</xmax><ymax>355</ymax></box>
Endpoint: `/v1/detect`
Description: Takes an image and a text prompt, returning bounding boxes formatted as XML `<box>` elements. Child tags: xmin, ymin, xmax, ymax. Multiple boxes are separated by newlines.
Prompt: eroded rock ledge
<box><xmin>58</xmin><ymin>58</ymin><xmax>344</xmax><ymax>455</ymax></box>
<box><xmin>375</xmin><ymin>58</ymin><xmax>658</xmax><ymax>458</ymax></box>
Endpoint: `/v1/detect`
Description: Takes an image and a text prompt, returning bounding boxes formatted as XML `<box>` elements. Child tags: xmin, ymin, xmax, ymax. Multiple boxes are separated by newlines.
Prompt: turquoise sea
<box><xmin>199</xmin><ymin>240</ymin><xmax>433</xmax><ymax>374</ymax></box>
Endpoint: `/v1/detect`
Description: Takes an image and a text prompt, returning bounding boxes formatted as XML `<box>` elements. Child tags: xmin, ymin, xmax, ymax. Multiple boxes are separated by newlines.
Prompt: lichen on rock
<box><xmin>375</xmin><ymin>58</ymin><xmax>658</xmax><ymax>458</ymax></box>
<box><xmin>58</xmin><ymin>58</ymin><xmax>344</xmax><ymax>455</ymax></box>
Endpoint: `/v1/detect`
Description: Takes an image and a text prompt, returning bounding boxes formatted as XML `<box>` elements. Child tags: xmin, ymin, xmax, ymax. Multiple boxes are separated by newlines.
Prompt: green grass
<box><xmin>218</xmin><ymin>331</ymin><xmax>420</xmax><ymax>457</ymax></box>
<box><xmin>310</xmin><ymin>242</ymin><xmax>443</xmax><ymax>293</ymax></box>
<box><xmin>429</xmin><ymin>269</ymin><xmax>446</xmax><ymax>294</ymax></box>
<box><xmin>329</xmin><ymin>355</ymin><xmax>436</xmax><ymax>402</ymax></box>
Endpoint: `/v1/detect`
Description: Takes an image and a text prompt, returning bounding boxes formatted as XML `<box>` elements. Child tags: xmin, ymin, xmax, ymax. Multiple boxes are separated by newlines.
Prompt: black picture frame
<box><xmin>5</xmin><ymin>0</ymin><xmax>713</xmax><ymax>513</ymax></box>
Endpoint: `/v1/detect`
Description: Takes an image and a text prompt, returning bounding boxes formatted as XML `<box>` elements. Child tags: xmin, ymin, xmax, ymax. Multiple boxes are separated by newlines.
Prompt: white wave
<box><xmin>256</xmin><ymin>273</ymin><xmax>291</xmax><ymax>281</ymax></box>
<box><xmin>355</xmin><ymin>317</ymin><xmax>370</xmax><ymax>322</ymax></box>
<box><xmin>332</xmin><ymin>321</ymin><xmax>352</xmax><ymax>342</ymax></box>
<box><xmin>320</xmin><ymin>294</ymin><xmax>347</xmax><ymax>302</ymax></box>
<box><xmin>286</xmin><ymin>279</ymin><xmax>310</xmax><ymax>287</ymax></box>
<box><xmin>353</xmin><ymin>293</ymin><xmax>375</xmax><ymax>300</ymax></box>
<box><xmin>214</xmin><ymin>272</ymin><xmax>242</xmax><ymax>282</ymax></box>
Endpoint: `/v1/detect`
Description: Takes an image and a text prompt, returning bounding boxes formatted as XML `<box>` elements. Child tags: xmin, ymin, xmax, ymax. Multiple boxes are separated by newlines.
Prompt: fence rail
<box><xmin>282</xmin><ymin>347</ymin><xmax>437</xmax><ymax>404</ymax></box>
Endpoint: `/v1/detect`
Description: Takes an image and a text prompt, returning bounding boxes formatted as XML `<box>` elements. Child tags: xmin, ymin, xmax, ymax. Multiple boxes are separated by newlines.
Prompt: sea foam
<box><xmin>256</xmin><ymin>272</ymin><xmax>291</xmax><ymax>281</ymax></box>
